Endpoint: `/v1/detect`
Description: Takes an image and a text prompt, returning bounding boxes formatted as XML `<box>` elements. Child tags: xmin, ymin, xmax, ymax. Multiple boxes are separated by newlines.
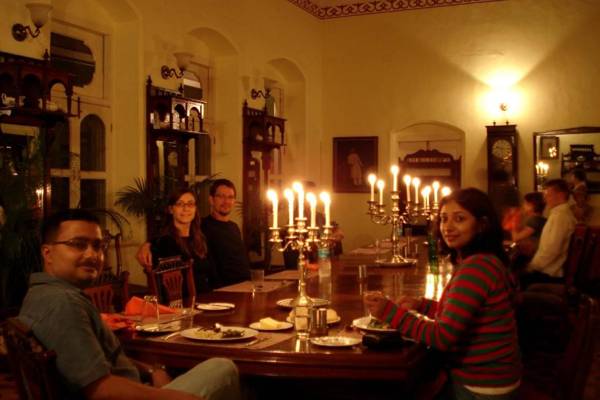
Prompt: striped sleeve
<box><xmin>417</xmin><ymin>297</ymin><xmax>438</xmax><ymax>317</ymax></box>
<box><xmin>380</xmin><ymin>255</ymin><xmax>497</xmax><ymax>351</ymax></box>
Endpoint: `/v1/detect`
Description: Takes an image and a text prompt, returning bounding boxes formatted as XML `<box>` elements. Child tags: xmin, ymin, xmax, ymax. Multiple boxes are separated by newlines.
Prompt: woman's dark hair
<box><xmin>570</xmin><ymin>169</ymin><xmax>587</xmax><ymax>183</ymax></box>
<box><xmin>523</xmin><ymin>192</ymin><xmax>545</xmax><ymax>214</ymax></box>
<box><xmin>162</xmin><ymin>188</ymin><xmax>207</xmax><ymax>259</ymax></box>
<box><xmin>437</xmin><ymin>188</ymin><xmax>508</xmax><ymax>266</ymax></box>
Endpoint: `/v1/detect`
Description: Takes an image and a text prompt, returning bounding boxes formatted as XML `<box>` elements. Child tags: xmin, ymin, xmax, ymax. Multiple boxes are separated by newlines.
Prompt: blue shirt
<box><xmin>18</xmin><ymin>272</ymin><xmax>139</xmax><ymax>397</ymax></box>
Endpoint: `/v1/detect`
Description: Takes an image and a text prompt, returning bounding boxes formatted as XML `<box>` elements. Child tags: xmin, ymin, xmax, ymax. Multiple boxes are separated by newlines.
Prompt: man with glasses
<box><xmin>19</xmin><ymin>209</ymin><xmax>240</xmax><ymax>400</ymax></box>
<box><xmin>137</xmin><ymin>179</ymin><xmax>251</xmax><ymax>287</ymax></box>
<box><xmin>201</xmin><ymin>179</ymin><xmax>251</xmax><ymax>286</ymax></box>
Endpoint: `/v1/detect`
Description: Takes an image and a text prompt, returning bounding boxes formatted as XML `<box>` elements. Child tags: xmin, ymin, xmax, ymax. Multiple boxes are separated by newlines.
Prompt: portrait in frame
<box><xmin>333</xmin><ymin>136</ymin><xmax>378</xmax><ymax>193</ymax></box>
<box><xmin>540</xmin><ymin>136</ymin><xmax>559</xmax><ymax>160</ymax></box>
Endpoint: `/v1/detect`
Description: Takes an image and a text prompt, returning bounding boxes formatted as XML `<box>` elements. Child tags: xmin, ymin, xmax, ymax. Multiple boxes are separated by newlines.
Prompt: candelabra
<box><xmin>269</xmin><ymin>218</ymin><xmax>334</xmax><ymax>339</ymax></box>
<box><xmin>367</xmin><ymin>192</ymin><xmax>437</xmax><ymax>267</ymax></box>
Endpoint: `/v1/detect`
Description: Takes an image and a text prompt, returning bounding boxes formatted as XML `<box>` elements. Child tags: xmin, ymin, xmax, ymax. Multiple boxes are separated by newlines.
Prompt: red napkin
<box><xmin>100</xmin><ymin>313</ymin><xmax>134</xmax><ymax>331</ymax></box>
<box><xmin>123</xmin><ymin>296</ymin><xmax>177</xmax><ymax>316</ymax></box>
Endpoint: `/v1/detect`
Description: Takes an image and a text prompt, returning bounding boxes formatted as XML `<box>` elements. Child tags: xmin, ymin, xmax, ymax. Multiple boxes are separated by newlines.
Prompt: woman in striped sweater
<box><xmin>364</xmin><ymin>188</ymin><xmax>521</xmax><ymax>399</ymax></box>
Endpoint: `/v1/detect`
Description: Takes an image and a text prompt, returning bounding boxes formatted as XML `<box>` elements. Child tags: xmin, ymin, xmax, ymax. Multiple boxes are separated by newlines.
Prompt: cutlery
<box><xmin>162</xmin><ymin>331</ymin><xmax>181</xmax><ymax>341</ymax></box>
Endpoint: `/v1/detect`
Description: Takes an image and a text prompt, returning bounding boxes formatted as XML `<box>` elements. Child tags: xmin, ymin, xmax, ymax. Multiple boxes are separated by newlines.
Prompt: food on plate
<box><xmin>287</xmin><ymin>308</ymin><xmax>339</xmax><ymax>323</ymax></box>
<box><xmin>258</xmin><ymin>317</ymin><xmax>284</xmax><ymax>330</ymax></box>
<box><xmin>193</xmin><ymin>327</ymin><xmax>245</xmax><ymax>339</ymax></box>
<box><xmin>367</xmin><ymin>318</ymin><xmax>391</xmax><ymax>329</ymax></box>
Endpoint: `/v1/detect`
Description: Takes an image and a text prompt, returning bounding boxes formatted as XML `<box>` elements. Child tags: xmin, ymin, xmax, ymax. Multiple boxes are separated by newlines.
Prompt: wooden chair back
<box><xmin>102</xmin><ymin>229</ymin><xmax>124</xmax><ymax>276</ymax></box>
<box><xmin>1</xmin><ymin>318</ymin><xmax>63</xmax><ymax>400</ymax></box>
<box><xmin>148</xmin><ymin>256</ymin><xmax>195</xmax><ymax>308</ymax></box>
<box><xmin>563</xmin><ymin>224</ymin><xmax>588</xmax><ymax>287</ymax></box>
<box><xmin>559</xmin><ymin>295</ymin><xmax>599</xmax><ymax>400</ymax></box>
<box><xmin>84</xmin><ymin>270</ymin><xmax>130</xmax><ymax>313</ymax></box>
<box><xmin>576</xmin><ymin>226</ymin><xmax>600</xmax><ymax>294</ymax></box>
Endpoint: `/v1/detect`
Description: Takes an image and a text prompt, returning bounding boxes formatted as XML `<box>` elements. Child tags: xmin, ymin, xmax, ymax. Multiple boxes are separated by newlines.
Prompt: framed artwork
<box><xmin>333</xmin><ymin>136</ymin><xmax>378</xmax><ymax>193</ymax></box>
<box><xmin>540</xmin><ymin>136</ymin><xmax>559</xmax><ymax>160</ymax></box>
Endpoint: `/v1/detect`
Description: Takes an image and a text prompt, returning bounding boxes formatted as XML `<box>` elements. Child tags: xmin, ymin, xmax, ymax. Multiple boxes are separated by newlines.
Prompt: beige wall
<box><xmin>321</xmin><ymin>0</ymin><xmax>600</xmax><ymax>248</ymax></box>
<box><xmin>2</xmin><ymin>0</ymin><xmax>600</xmax><ymax>281</ymax></box>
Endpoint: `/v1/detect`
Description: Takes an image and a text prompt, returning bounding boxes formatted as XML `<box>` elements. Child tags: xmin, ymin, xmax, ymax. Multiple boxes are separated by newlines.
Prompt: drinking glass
<box><xmin>142</xmin><ymin>295</ymin><xmax>159</xmax><ymax>326</ymax></box>
<box><xmin>251</xmin><ymin>269</ymin><xmax>265</xmax><ymax>292</ymax></box>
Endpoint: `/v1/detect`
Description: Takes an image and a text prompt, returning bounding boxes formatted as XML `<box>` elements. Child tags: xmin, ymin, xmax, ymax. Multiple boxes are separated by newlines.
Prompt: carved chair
<box><xmin>83</xmin><ymin>270</ymin><xmax>130</xmax><ymax>313</ymax></box>
<box><xmin>147</xmin><ymin>256</ymin><xmax>195</xmax><ymax>308</ymax></box>
<box><xmin>1</xmin><ymin>317</ymin><xmax>63</xmax><ymax>400</ymax></box>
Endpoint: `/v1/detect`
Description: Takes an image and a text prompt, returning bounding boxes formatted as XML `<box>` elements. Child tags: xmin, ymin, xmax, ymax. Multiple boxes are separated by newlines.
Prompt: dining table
<box><xmin>119</xmin><ymin>241</ymin><xmax>452</xmax><ymax>398</ymax></box>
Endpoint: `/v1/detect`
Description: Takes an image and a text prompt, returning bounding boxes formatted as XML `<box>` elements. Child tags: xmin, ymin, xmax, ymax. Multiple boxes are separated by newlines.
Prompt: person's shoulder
<box><xmin>20</xmin><ymin>283</ymin><xmax>87</xmax><ymax>321</ymax></box>
<box><xmin>461</xmin><ymin>254</ymin><xmax>505</xmax><ymax>274</ymax></box>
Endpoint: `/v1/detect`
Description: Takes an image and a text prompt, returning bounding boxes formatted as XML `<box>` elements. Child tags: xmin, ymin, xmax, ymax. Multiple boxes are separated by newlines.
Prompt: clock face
<box><xmin>492</xmin><ymin>139</ymin><xmax>513</xmax><ymax>160</ymax></box>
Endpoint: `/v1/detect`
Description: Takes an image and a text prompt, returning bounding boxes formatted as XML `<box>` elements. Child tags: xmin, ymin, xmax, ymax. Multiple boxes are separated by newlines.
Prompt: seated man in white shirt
<box><xmin>521</xmin><ymin>179</ymin><xmax>576</xmax><ymax>289</ymax></box>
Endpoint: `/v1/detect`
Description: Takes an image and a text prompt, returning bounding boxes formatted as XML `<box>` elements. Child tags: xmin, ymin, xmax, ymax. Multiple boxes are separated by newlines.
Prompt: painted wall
<box><xmin>321</xmin><ymin>0</ymin><xmax>600</xmax><ymax>249</ymax></box>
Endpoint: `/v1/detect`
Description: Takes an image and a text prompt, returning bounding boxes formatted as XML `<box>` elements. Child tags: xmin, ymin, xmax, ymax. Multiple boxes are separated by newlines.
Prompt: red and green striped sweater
<box><xmin>377</xmin><ymin>253</ymin><xmax>521</xmax><ymax>388</ymax></box>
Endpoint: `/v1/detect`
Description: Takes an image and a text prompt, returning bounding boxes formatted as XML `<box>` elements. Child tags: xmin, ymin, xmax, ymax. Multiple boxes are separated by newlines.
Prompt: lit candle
<box><xmin>284</xmin><ymin>188</ymin><xmax>294</xmax><ymax>225</ymax></box>
<box><xmin>266</xmin><ymin>189</ymin><xmax>278</xmax><ymax>228</ymax></box>
<box><xmin>412</xmin><ymin>177</ymin><xmax>421</xmax><ymax>204</ymax></box>
<box><xmin>377</xmin><ymin>179</ymin><xmax>385</xmax><ymax>205</ymax></box>
<box><xmin>403</xmin><ymin>175</ymin><xmax>412</xmax><ymax>202</ymax></box>
<box><xmin>390</xmin><ymin>165</ymin><xmax>399</xmax><ymax>192</ymax></box>
<box><xmin>422</xmin><ymin>186</ymin><xmax>431</xmax><ymax>209</ymax></box>
<box><xmin>432</xmin><ymin>181</ymin><xmax>440</xmax><ymax>205</ymax></box>
<box><xmin>292</xmin><ymin>181</ymin><xmax>304</xmax><ymax>219</ymax></box>
<box><xmin>441</xmin><ymin>186</ymin><xmax>452</xmax><ymax>198</ymax></box>
<box><xmin>368</xmin><ymin>174</ymin><xmax>377</xmax><ymax>201</ymax></box>
<box><xmin>35</xmin><ymin>187</ymin><xmax>43</xmax><ymax>208</ymax></box>
<box><xmin>319</xmin><ymin>192</ymin><xmax>331</xmax><ymax>226</ymax></box>
<box><xmin>306</xmin><ymin>192</ymin><xmax>317</xmax><ymax>228</ymax></box>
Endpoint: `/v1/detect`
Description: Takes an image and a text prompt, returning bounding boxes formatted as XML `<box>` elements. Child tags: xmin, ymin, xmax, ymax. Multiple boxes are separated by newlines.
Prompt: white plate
<box><xmin>286</xmin><ymin>315</ymin><xmax>341</xmax><ymax>325</ymax></box>
<box><xmin>135</xmin><ymin>322</ymin><xmax>181</xmax><ymax>334</ymax></box>
<box><xmin>180</xmin><ymin>326</ymin><xmax>258</xmax><ymax>341</ymax></box>
<box><xmin>249</xmin><ymin>321</ymin><xmax>293</xmax><ymax>331</ymax></box>
<box><xmin>197</xmin><ymin>302</ymin><xmax>235</xmax><ymax>311</ymax></box>
<box><xmin>351</xmin><ymin>316</ymin><xmax>396</xmax><ymax>333</ymax></box>
<box><xmin>276</xmin><ymin>298</ymin><xmax>330</xmax><ymax>309</ymax></box>
<box><xmin>310</xmin><ymin>336</ymin><xmax>362</xmax><ymax>347</ymax></box>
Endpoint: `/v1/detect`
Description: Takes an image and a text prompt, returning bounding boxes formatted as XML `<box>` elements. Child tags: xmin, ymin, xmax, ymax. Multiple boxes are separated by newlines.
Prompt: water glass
<box><xmin>251</xmin><ymin>269</ymin><xmax>265</xmax><ymax>292</ymax></box>
<box><xmin>142</xmin><ymin>295</ymin><xmax>159</xmax><ymax>324</ymax></box>
<box><xmin>180</xmin><ymin>295</ymin><xmax>196</xmax><ymax>329</ymax></box>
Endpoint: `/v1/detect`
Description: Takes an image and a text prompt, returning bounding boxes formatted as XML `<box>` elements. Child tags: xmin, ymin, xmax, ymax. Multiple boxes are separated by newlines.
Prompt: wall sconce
<box><xmin>250</xmin><ymin>88</ymin><xmax>271</xmax><ymax>99</ymax></box>
<box><xmin>12</xmin><ymin>3</ymin><xmax>53</xmax><ymax>41</ymax></box>
<box><xmin>161</xmin><ymin>52</ymin><xmax>193</xmax><ymax>79</ymax></box>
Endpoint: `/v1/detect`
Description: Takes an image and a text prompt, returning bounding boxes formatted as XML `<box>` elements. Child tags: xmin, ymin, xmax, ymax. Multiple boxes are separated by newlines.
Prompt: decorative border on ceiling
<box><xmin>288</xmin><ymin>0</ymin><xmax>506</xmax><ymax>20</ymax></box>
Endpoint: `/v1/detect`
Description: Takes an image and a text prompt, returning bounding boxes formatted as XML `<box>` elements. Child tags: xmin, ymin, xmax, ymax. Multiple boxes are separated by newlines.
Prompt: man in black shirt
<box><xmin>201</xmin><ymin>179</ymin><xmax>250</xmax><ymax>286</ymax></box>
<box><xmin>137</xmin><ymin>179</ymin><xmax>250</xmax><ymax>288</ymax></box>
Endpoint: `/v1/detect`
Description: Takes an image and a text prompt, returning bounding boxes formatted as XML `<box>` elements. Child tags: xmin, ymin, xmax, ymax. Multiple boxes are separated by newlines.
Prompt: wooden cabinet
<box><xmin>145</xmin><ymin>77</ymin><xmax>209</xmax><ymax>237</ymax></box>
<box><xmin>242</xmin><ymin>101</ymin><xmax>285</xmax><ymax>265</ymax></box>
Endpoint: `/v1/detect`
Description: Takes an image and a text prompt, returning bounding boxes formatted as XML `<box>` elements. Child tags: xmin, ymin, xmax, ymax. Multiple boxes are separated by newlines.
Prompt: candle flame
<box><xmin>376</xmin><ymin>180</ymin><xmax>385</xmax><ymax>190</ymax></box>
<box><xmin>319</xmin><ymin>191</ymin><xmax>331</xmax><ymax>203</ymax></box>
<box><xmin>441</xmin><ymin>187</ymin><xmax>452</xmax><ymax>197</ymax></box>
<box><xmin>283</xmin><ymin>188</ymin><xmax>294</xmax><ymax>200</ymax></box>
<box><xmin>432</xmin><ymin>181</ymin><xmax>440</xmax><ymax>190</ymax></box>
<box><xmin>266</xmin><ymin>189</ymin><xmax>277</xmax><ymax>201</ymax></box>
<box><xmin>422</xmin><ymin>186</ymin><xmax>431</xmax><ymax>196</ymax></box>
<box><xmin>412</xmin><ymin>177</ymin><xmax>421</xmax><ymax>187</ymax></box>
<box><xmin>292</xmin><ymin>181</ymin><xmax>303</xmax><ymax>192</ymax></box>
<box><xmin>368</xmin><ymin>173</ymin><xmax>377</xmax><ymax>185</ymax></box>
<box><xmin>390</xmin><ymin>165</ymin><xmax>399</xmax><ymax>174</ymax></box>
<box><xmin>403</xmin><ymin>175</ymin><xmax>412</xmax><ymax>185</ymax></box>
<box><xmin>306</xmin><ymin>192</ymin><xmax>317</xmax><ymax>205</ymax></box>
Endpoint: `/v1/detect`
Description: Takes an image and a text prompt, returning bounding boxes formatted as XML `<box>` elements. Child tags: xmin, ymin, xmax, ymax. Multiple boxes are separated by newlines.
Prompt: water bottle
<box><xmin>318</xmin><ymin>246</ymin><xmax>332</xmax><ymax>278</ymax></box>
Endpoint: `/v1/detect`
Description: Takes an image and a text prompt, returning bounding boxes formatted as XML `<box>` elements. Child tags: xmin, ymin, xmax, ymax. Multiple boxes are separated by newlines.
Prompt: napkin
<box><xmin>100</xmin><ymin>313</ymin><xmax>134</xmax><ymax>331</ymax></box>
<box><xmin>123</xmin><ymin>296</ymin><xmax>177</xmax><ymax>316</ymax></box>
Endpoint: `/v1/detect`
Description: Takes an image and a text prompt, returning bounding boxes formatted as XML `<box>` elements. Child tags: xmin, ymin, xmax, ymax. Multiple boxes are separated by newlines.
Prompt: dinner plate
<box><xmin>310</xmin><ymin>336</ymin><xmax>362</xmax><ymax>348</ymax></box>
<box><xmin>351</xmin><ymin>316</ymin><xmax>396</xmax><ymax>333</ymax></box>
<box><xmin>197</xmin><ymin>302</ymin><xmax>235</xmax><ymax>311</ymax></box>
<box><xmin>135</xmin><ymin>322</ymin><xmax>181</xmax><ymax>334</ymax></box>
<box><xmin>249</xmin><ymin>321</ymin><xmax>293</xmax><ymax>331</ymax></box>
<box><xmin>276</xmin><ymin>298</ymin><xmax>330</xmax><ymax>309</ymax></box>
<box><xmin>180</xmin><ymin>326</ymin><xmax>258</xmax><ymax>341</ymax></box>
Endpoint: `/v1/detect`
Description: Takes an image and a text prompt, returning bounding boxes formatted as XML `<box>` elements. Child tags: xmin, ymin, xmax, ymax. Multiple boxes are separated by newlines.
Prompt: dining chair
<box><xmin>147</xmin><ymin>256</ymin><xmax>195</xmax><ymax>308</ymax></box>
<box><xmin>84</xmin><ymin>270</ymin><xmax>130</xmax><ymax>313</ymax></box>
<box><xmin>519</xmin><ymin>295</ymin><xmax>599</xmax><ymax>400</ymax></box>
<box><xmin>1</xmin><ymin>317</ymin><xmax>64</xmax><ymax>400</ymax></box>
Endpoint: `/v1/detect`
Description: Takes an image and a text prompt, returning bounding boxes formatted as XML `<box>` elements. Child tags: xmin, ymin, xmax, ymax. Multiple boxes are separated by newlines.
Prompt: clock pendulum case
<box><xmin>486</xmin><ymin>124</ymin><xmax>518</xmax><ymax>194</ymax></box>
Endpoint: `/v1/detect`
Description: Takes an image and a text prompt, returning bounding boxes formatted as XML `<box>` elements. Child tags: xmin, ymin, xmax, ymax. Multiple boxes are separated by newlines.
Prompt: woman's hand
<box><xmin>396</xmin><ymin>295</ymin><xmax>420</xmax><ymax>310</ymax></box>
<box><xmin>363</xmin><ymin>291</ymin><xmax>388</xmax><ymax>318</ymax></box>
<box><xmin>136</xmin><ymin>242</ymin><xmax>153</xmax><ymax>271</ymax></box>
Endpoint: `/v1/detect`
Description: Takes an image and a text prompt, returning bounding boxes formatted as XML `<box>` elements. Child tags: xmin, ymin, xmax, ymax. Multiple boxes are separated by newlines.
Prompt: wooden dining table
<box><xmin>119</xmin><ymin>245</ymin><xmax>450</xmax><ymax>397</ymax></box>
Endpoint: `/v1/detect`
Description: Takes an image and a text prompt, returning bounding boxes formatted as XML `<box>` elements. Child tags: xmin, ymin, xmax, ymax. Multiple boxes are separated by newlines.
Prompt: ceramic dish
<box><xmin>276</xmin><ymin>298</ymin><xmax>329</xmax><ymax>309</ymax></box>
<box><xmin>197</xmin><ymin>302</ymin><xmax>235</xmax><ymax>311</ymax></box>
<box><xmin>135</xmin><ymin>322</ymin><xmax>181</xmax><ymax>334</ymax></box>
<box><xmin>351</xmin><ymin>316</ymin><xmax>396</xmax><ymax>333</ymax></box>
<box><xmin>249</xmin><ymin>321</ymin><xmax>293</xmax><ymax>331</ymax></box>
<box><xmin>180</xmin><ymin>326</ymin><xmax>258</xmax><ymax>341</ymax></box>
<box><xmin>286</xmin><ymin>315</ymin><xmax>341</xmax><ymax>325</ymax></box>
<box><xmin>310</xmin><ymin>336</ymin><xmax>362</xmax><ymax>347</ymax></box>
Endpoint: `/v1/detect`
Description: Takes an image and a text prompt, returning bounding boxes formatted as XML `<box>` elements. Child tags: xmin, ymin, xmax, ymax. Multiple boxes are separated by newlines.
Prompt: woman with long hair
<box><xmin>364</xmin><ymin>188</ymin><xmax>521</xmax><ymax>399</ymax></box>
<box><xmin>150</xmin><ymin>188</ymin><xmax>218</xmax><ymax>293</ymax></box>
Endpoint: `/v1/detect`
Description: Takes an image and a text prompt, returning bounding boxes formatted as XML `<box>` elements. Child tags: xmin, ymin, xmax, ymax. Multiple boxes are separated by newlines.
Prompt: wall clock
<box><xmin>486</xmin><ymin>124</ymin><xmax>518</xmax><ymax>194</ymax></box>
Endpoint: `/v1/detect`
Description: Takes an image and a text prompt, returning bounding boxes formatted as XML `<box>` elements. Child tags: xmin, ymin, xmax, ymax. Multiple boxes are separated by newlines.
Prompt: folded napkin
<box><xmin>100</xmin><ymin>313</ymin><xmax>134</xmax><ymax>331</ymax></box>
<box><xmin>123</xmin><ymin>296</ymin><xmax>177</xmax><ymax>316</ymax></box>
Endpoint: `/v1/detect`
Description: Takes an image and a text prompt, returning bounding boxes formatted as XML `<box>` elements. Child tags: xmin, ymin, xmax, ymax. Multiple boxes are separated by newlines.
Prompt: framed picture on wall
<box><xmin>540</xmin><ymin>136</ymin><xmax>559</xmax><ymax>160</ymax></box>
<box><xmin>333</xmin><ymin>136</ymin><xmax>378</xmax><ymax>193</ymax></box>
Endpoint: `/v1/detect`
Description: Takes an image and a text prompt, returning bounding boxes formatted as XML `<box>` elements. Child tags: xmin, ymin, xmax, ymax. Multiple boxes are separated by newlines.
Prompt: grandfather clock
<box><xmin>486</xmin><ymin>124</ymin><xmax>518</xmax><ymax>194</ymax></box>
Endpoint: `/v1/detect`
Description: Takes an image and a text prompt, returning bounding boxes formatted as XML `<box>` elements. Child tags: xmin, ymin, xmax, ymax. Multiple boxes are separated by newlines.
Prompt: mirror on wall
<box><xmin>533</xmin><ymin>127</ymin><xmax>600</xmax><ymax>193</ymax></box>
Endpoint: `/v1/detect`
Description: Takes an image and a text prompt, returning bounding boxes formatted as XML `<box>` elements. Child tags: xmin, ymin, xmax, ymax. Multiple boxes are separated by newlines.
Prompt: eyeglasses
<box><xmin>51</xmin><ymin>238</ymin><xmax>110</xmax><ymax>252</ymax></box>
<box><xmin>213</xmin><ymin>194</ymin><xmax>235</xmax><ymax>201</ymax></box>
<box><xmin>174</xmin><ymin>201</ymin><xmax>196</xmax><ymax>208</ymax></box>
